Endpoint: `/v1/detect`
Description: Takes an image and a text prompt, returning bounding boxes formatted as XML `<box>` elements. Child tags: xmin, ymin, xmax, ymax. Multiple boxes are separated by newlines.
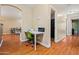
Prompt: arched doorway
<box><xmin>0</xmin><ymin>4</ymin><xmax>22</xmax><ymax>54</ymax></box>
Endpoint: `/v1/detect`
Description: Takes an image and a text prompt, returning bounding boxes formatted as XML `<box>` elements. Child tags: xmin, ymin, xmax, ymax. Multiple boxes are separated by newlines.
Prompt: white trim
<box><xmin>0</xmin><ymin>40</ymin><xmax>3</xmax><ymax>47</ymax></box>
<box><xmin>37</xmin><ymin>41</ymin><xmax>50</xmax><ymax>48</ymax></box>
<box><xmin>55</xmin><ymin>34</ymin><xmax>66</xmax><ymax>43</ymax></box>
<box><xmin>20</xmin><ymin>39</ymin><xmax>28</xmax><ymax>42</ymax></box>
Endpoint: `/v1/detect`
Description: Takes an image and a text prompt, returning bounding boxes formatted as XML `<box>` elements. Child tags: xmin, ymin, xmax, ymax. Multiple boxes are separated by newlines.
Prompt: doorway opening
<box><xmin>51</xmin><ymin>9</ymin><xmax>55</xmax><ymax>43</ymax></box>
<box><xmin>72</xmin><ymin>19</ymin><xmax>79</xmax><ymax>36</ymax></box>
<box><xmin>0</xmin><ymin>5</ymin><xmax>22</xmax><ymax>54</ymax></box>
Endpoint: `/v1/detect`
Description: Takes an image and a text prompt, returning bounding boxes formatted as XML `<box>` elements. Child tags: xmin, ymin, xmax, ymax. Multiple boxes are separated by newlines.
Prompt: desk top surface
<box><xmin>29</xmin><ymin>31</ymin><xmax>44</xmax><ymax>34</ymax></box>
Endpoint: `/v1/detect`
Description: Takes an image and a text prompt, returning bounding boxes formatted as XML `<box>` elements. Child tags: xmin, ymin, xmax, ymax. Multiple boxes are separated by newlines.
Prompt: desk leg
<box><xmin>34</xmin><ymin>34</ymin><xmax>36</xmax><ymax>50</ymax></box>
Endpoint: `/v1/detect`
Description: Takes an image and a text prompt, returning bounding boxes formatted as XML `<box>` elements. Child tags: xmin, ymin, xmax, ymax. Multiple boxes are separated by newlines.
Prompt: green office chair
<box><xmin>25</xmin><ymin>32</ymin><xmax>34</xmax><ymax>47</ymax></box>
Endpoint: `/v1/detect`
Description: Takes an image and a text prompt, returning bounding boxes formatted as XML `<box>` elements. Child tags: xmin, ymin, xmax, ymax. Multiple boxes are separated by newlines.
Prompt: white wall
<box><xmin>55</xmin><ymin>13</ymin><xmax>66</xmax><ymax>42</ymax></box>
<box><xmin>32</xmin><ymin>5</ymin><xmax>51</xmax><ymax>48</ymax></box>
<box><xmin>0</xmin><ymin>5</ymin><xmax>22</xmax><ymax>34</ymax></box>
<box><xmin>51</xmin><ymin>5</ymin><xmax>67</xmax><ymax>42</ymax></box>
<box><xmin>14</xmin><ymin>4</ymin><xmax>33</xmax><ymax>42</ymax></box>
<box><xmin>0</xmin><ymin>18</ymin><xmax>21</xmax><ymax>34</ymax></box>
<box><xmin>66</xmin><ymin>15</ymin><xmax>72</xmax><ymax>36</ymax></box>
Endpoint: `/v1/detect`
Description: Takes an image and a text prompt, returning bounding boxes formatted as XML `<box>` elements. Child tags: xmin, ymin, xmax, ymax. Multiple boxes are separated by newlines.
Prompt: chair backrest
<box><xmin>25</xmin><ymin>32</ymin><xmax>34</xmax><ymax>41</ymax></box>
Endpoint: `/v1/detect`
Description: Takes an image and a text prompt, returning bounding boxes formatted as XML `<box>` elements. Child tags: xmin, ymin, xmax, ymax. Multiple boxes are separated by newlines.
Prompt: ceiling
<box><xmin>0</xmin><ymin>5</ymin><xmax>22</xmax><ymax>19</ymax></box>
<box><xmin>20</xmin><ymin>4</ymin><xmax>79</xmax><ymax>14</ymax></box>
<box><xmin>52</xmin><ymin>4</ymin><xmax>79</xmax><ymax>14</ymax></box>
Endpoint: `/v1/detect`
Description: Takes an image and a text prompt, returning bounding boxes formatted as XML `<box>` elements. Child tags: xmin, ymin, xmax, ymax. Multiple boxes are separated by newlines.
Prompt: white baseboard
<box><xmin>20</xmin><ymin>39</ymin><xmax>28</xmax><ymax>42</ymax></box>
<box><xmin>55</xmin><ymin>35</ymin><xmax>66</xmax><ymax>43</ymax></box>
<box><xmin>37</xmin><ymin>41</ymin><xmax>50</xmax><ymax>48</ymax></box>
<box><xmin>0</xmin><ymin>40</ymin><xmax>3</xmax><ymax>47</ymax></box>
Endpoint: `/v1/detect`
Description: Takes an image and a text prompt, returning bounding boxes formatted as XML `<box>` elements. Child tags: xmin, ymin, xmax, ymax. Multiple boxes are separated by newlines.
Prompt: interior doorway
<box><xmin>0</xmin><ymin>5</ymin><xmax>22</xmax><ymax>54</ymax></box>
<box><xmin>72</xmin><ymin>19</ymin><xmax>79</xmax><ymax>35</ymax></box>
<box><xmin>51</xmin><ymin>9</ymin><xmax>55</xmax><ymax>43</ymax></box>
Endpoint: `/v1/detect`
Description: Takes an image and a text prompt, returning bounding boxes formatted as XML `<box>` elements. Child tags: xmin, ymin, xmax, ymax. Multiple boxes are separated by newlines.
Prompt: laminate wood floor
<box><xmin>0</xmin><ymin>35</ymin><xmax>79</xmax><ymax>55</ymax></box>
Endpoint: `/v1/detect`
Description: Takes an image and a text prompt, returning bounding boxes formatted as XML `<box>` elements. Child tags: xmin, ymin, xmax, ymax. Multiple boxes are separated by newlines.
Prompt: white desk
<box><xmin>29</xmin><ymin>31</ymin><xmax>44</xmax><ymax>50</ymax></box>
